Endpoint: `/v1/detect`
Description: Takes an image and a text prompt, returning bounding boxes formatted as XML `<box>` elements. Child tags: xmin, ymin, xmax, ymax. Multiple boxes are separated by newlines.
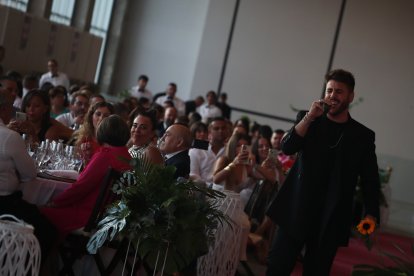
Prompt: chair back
<box><xmin>83</xmin><ymin>167</ymin><xmax>121</xmax><ymax>232</ymax></box>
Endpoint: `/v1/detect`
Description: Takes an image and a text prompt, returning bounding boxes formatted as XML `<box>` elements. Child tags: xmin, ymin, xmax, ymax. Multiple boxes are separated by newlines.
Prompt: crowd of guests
<box><xmin>0</xmin><ymin>58</ymin><xmax>296</xmax><ymax>273</ymax></box>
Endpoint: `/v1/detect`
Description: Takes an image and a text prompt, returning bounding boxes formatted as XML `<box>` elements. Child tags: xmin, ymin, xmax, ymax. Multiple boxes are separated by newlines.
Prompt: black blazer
<box><xmin>267</xmin><ymin>111</ymin><xmax>380</xmax><ymax>246</ymax></box>
<box><xmin>165</xmin><ymin>150</ymin><xmax>190</xmax><ymax>179</ymax></box>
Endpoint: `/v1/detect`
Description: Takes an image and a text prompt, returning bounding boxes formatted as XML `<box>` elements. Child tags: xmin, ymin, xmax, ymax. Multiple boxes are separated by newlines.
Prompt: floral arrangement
<box><xmin>356</xmin><ymin>217</ymin><xmax>377</xmax><ymax>250</ymax></box>
<box><xmin>86</xmin><ymin>157</ymin><xmax>228</xmax><ymax>274</ymax></box>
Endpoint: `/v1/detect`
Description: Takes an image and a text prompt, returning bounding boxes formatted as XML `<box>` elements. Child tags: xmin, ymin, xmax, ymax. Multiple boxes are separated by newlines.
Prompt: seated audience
<box><xmin>74</xmin><ymin>101</ymin><xmax>114</xmax><ymax>165</ymax></box>
<box><xmin>129</xmin><ymin>109</ymin><xmax>164</xmax><ymax>165</ymax></box>
<box><xmin>0</xmin><ymin>87</ymin><xmax>57</xmax><ymax>262</ymax></box>
<box><xmin>185</xmin><ymin>95</ymin><xmax>204</xmax><ymax>115</ymax></box>
<box><xmin>22</xmin><ymin>73</ymin><xmax>39</xmax><ymax>98</ymax></box>
<box><xmin>89</xmin><ymin>93</ymin><xmax>105</xmax><ymax>106</ymax></box>
<box><xmin>56</xmin><ymin>90</ymin><xmax>90</xmax><ymax>130</ymax></box>
<box><xmin>129</xmin><ymin>74</ymin><xmax>153</xmax><ymax>102</ymax></box>
<box><xmin>188</xmin><ymin>111</ymin><xmax>202</xmax><ymax>126</ymax></box>
<box><xmin>212</xmin><ymin>132</ymin><xmax>253</xmax><ymax>261</ymax></box>
<box><xmin>189</xmin><ymin>117</ymin><xmax>227</xmax><ymax>188</ymax></box>
<box><xmin>158</xmin><ymin>124</ymin><xmax>192</xmax><ymax>179</ymax></box>
<box><xmin>41</xmin><ymin>115</ymin><xmax>131</xmax><ymax>239</ymax></box>
<box><xmin>113</xmin><ymin>102</ymin><xmax>129</xmax><ymax>123</ymax></box>
<box><xmin>49</xmin><ymin>86</ymin><xmax>69</xmax><ymax>118</ymax></box>
<box><xmin>39</xmin><ymin>59</ymin><xmax>70</xmax><ymax>91</ymax></box>
<box><xmin>197</xmin><ymin>90</ymin><xmax>222</xmax><ymax>124</ymax></box>
<box><xmin>155</xmin><ymin>83</ymin><xmax>185</xmax><ymax>116</ymax></box>
<box><xmin>8</xmin><ymin>89</ymin><xmax>73</xmax><ymax>143</ymax></box>
<box><xmin>218</xmin><ymin>92</ymin><xmax>231</xmax><ymax>119</ymax></box>
<box><xmin>157</xmin><ymin>106</ymin><xmax>177</xmax><ymax>137</ymax></box>
<box><xmin>234</xmin><ymin>118</ymin><xmax>250</xmax><ymax>136</ymax></box>
<box><xmin>190</xmin><ymin>121</ymin><xmax>208</xmax><ymax>141</ymax></box>
<box><xmin>5</xmin><ymin>71</ymin><xmax>23</xmax><ymax>109</ymax></box>
<box><xmin>0</xmin><ymin>75</ymin><xmax>19</xmax><ymax>117</ymax></box>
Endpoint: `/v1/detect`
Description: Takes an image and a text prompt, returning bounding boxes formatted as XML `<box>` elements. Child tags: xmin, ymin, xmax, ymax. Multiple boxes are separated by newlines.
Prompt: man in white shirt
<box><xmin>198</xmin><ymin>90</ymin><xmax>222</xmax><ymax>124</ymax></box>
<box><xmin>129</xmin><ymin>74</ymin><xmax>153</xmax><ymax>102</ymax></box>
<box><xmin>39</xmin><ymin>59</ymin><xmax>70</xmax><ymax>91</ymax></box>
<box><xmin>0</xmin><ymin>86</ymin><xmax>56</xmax><ymax>262</ymax></box>
<box><xmin>189</xmin><ymin>117</ymin><xmax>227</xmax><ymax>187</ymax></box>
<box><xmin>155</xmin><ymin>83</ymin><xmax>186</xmax><ymax>116</ymax></box>
<box><xmin>56</xmin><ymin>91</ymin><xmax>89</xmax><ymax>129</ymax></box>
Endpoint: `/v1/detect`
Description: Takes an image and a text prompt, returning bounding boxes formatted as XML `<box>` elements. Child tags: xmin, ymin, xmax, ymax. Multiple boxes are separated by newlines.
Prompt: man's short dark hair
<box><xmin>138</xmin><ymin>75</ymin><xmax>149</xmax><ymax>82</ymax></box>
<box><xmin>97</xmin><ymin>115</ymin><xmax>130</xmax><ymax>146</ymax></box>
<box><xmin>48</xmin><ymin>59</ymin><xmax>58</xmax><ymax>66</ymax></box>
<box><xmin>274</xmin><ymin>129</ymin><xmax>285</xmax><ymax>135</ymax></box>
<box><xmin>325</xmin><ymin>69</ymin><xmax>355</xmax><ymax>92</ymax></box>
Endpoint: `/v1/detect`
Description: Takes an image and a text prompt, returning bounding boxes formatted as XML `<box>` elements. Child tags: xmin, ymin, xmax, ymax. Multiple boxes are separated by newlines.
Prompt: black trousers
<box><xmin>0</xmin><ymin>191</ymin><xmax>57</xmax><ymax>263</ymax></box>
<box><xmin>266</xmin><ymin>227</ymin><xmax>338</xmax><ymax>276</ymax></box>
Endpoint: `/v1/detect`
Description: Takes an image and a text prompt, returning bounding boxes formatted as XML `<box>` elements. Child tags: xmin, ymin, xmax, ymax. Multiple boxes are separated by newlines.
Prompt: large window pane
<box><xmin>0</xmin><ymin>0</ymin><xmax>28</xmax><ymax>12</ymax></box>
<box><xmin>50</xmin><ymin>0</ymin><xmax>75</xmax><ymax>26</ymax></box>
<box><xmin>90</xmin><ymin>0</ymin><xmax>114</xmax><ymax>82</ymax></box>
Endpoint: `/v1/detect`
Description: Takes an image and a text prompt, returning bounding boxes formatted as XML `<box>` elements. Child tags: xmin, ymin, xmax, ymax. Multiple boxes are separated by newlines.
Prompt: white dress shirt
<box><xmin>155</xmin><ymin>95</ymin><xmax>186</xmax><ymax>116</ymax></box>
<box><xmin>189</xmin><ymin>144</ymin><xmax>225</xmax><ymax>187</ymax></box>
<box><xmin>198</xmin><ymin>103</ymin><xmax>222</xmax><ymax>123</ymax></box>
<box><xmin>0</xmin><ymin>119</ymin><xmax>36</xmax><ymax>195</ymax></box>
<box><xmin>39</xmin><ymin>71</ymin><xmax>70</xmax><ymax>90</ymax></box>
<box><xmin>129</xmin><ymin>86</ymin><xmax>153</xmax><ymax>102</ymax></box>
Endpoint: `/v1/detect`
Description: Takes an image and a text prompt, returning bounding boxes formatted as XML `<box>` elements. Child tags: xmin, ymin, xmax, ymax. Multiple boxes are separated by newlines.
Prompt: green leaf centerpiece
<box><xmin>87</xmin><ymin>156</ymin><xmax>228</xmax><ymax>274</ymax></box>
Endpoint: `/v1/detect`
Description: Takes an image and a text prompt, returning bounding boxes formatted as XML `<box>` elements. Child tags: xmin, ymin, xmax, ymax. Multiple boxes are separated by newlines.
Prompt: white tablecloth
<box><xmin>21</xmin><ymin>170</ymin><xmax>78</xmax><ymax>205</ymax></box>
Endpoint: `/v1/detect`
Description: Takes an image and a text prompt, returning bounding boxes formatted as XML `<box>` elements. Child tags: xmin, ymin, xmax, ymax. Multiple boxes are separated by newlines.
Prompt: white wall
<box><xmin>333</xmin><ymin>0</ymin><xmax>414</xmax><ymax>203</ymax></box>
<box><xmin>113</xmin><ymin>0</ymin><xmax>414</xmax><ymax>205</ymax></box>
<box><xmin>111</xmin><ymin>0</ymin><xmax>209</xmax><ymax>100</ymax></box>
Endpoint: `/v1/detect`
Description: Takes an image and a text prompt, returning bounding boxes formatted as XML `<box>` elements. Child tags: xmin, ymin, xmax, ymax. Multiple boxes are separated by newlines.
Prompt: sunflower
<box><xmin>357</xmin><ymin>217</ymin><xmax>376</xmax><ymax>235</ymax></box>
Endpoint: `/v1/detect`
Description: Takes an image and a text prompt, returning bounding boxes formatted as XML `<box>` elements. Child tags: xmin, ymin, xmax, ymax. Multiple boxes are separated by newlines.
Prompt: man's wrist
<box><xmin>302</xmin><ymin>112</ymin><xmax>315</xmax><ymax>123</ymax></box>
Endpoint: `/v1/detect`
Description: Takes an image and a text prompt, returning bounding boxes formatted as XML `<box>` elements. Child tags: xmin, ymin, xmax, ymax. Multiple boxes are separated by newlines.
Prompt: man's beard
<box><xmin>328</xmin><ymin>100</ymin><xmax>350</xmax><ymax>116</ymax></box>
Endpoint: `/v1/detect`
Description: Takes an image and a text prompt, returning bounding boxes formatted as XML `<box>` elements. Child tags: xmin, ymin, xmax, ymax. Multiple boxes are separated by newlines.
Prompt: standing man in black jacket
<box><xmin>266</xmin><ymin>69</ymin><xmax>380</xmax><ymax>275</ymax></box>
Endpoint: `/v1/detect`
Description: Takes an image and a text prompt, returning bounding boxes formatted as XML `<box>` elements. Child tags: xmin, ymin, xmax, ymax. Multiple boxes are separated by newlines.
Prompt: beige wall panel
<box><xmin>26</xmin><ymin>17</ymin><xmax>50</xmax><ymax>73</ymax></box>
<box><xmin>0</xmin><ymin>5</ymin><xmax>8</xmax><ymax>43</ymax></box>
<box><xmin>84</xmin><ymin>35</ymin><xmax>101</xmax><ymax>83</ymax></box>
<box><xmin>2</xmin><ymin>8</ymin><xmax>26</xmax><ymax>73</ymax></box>
<box><xmin>73</xmin><ymin>34</ymin><xmax>92</xmax><ymax>81</ymax></box>
<box><xmin>65</xmin><ymin>31</ymin><xmax>83</xmax><ymax>80</ymax></box>
<box><xmin>51</xmin><ymin>24</ymin><xmax>73</xmax><ymax>70</ymax></box>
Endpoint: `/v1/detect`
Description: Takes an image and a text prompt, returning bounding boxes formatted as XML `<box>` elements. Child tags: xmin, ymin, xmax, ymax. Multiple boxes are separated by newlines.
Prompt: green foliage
<box><xmin>118</xmin><ymin>89</ymin><xmax>130</xmax><ymax>100</ymax></box>
<box><xmin>87</xmin><ymin>156</ymin><xmax>228</xmax><ymax>274</ymax></box>
<box><xmin>352</xmin><ymin>242</ymin><xmax>414</xmax><ymax>276</ymax></box>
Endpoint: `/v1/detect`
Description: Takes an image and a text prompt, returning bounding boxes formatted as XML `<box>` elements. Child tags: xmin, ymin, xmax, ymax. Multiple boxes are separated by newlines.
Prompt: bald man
<box><xmin>158</xmin><ymin>124</ymin><xmax>193</xmax><ymax>179</ymax></box>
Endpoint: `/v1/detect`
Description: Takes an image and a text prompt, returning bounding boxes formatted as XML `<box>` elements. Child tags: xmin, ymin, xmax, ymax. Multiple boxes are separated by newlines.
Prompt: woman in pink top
<box><xmin>41</xmin><ymin>115</ymin><xmax>131</xmax><ymax>239</ymax></box>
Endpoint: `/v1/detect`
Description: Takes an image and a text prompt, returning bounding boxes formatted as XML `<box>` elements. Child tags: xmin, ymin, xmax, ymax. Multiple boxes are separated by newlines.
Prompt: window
<box><xmin>50</xmin><ymin>0</ymin><xmax>75</xmax><ymax>26</ymax></box>
<box><xmin>0</xmin><ymin>0</ymin><xmax>28</xmax><ymax>12</ymax></box>
<box><xmin>90</xmin><ymin>0</ymin><xmax>114</xmax><ymax>82</ymax></box>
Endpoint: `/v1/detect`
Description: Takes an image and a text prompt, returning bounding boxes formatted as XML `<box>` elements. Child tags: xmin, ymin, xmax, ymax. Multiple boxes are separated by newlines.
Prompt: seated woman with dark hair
<box><xmin>41</xmin><ymin>115</ymin><xmax>131</xmax><ymax>239</ymax></box>
<box><xmin>49</xmin><ymin>86</ymin><xmax>69</xmax><ymax>118</ymax></box>
<box><xmin>129</xmin><ymin>109</ymin><xmax>164</xmax><ymax>165</ymax></box>
<box><xmin>73</xmin><ymin>101</ymin><xmax>114</xmax><ymax>165</ymax></box>
<box><xmin>8</xmin><ymin>89</ymin><xmax>73</xmax><ymax>143</ymax></box>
